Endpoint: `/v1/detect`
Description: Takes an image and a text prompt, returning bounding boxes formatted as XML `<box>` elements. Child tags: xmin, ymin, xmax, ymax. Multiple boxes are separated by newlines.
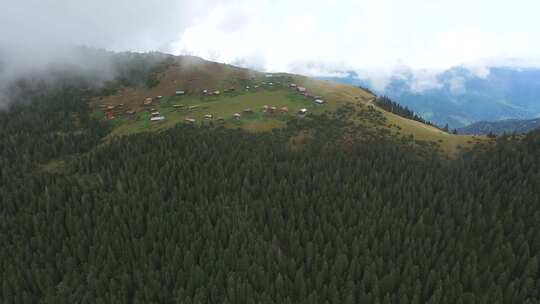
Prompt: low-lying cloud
<box><xmin>0</xmin><ymin>0</ymin><xmax>220</xmax><ymax>107</ymax></box>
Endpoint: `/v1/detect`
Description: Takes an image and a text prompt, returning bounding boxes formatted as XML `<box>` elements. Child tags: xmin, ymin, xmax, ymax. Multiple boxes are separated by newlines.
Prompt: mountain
<box><xmin>2</xmin><ymin>51</ymin><xmax>540</xmax><ymax>303</ymax></box>
<box><xmin>323</xmin><ymin>67</ymin><xmax>540</xmax><ymax>129</ymax></box>
<box><xmin>458</xmin><ymin>117</ymin><xmax>540</xmax><ymax>135</ymax></box>
<box><xmin>91</xmin><ymin>55</ymin><xmax>483</xmax><ymax>156</ymax></box>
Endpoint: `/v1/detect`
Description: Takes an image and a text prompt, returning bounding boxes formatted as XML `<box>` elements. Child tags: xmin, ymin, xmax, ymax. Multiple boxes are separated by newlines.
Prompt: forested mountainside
<box><xmin>1</xmin><ymin>84</ymin><xmax>540</xmax><ymax>304</ymax></box>
<box><xmin>459</xmin><ymin>117</ymin><xmax>540</xmax><ymax>135</ymax></box>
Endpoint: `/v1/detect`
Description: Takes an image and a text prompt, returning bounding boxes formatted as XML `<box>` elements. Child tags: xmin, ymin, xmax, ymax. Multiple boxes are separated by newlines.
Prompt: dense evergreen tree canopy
<box><xmin>1</xmin><ymin>88</ymin><xmax>539</xmax><ymax>303</ymax></box>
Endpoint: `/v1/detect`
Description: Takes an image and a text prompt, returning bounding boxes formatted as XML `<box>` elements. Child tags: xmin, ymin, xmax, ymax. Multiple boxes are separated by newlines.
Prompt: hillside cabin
<box><xmin>143</xmin><ymin>97</ymin><xmax>153</xmax><ymax>105</ymax></box>
<box><xmin>303</xmin><ymin>93</ymin><xmax>313</xmax><ymax>98</ymax></box>
<box><xmin>265</xmin><ymin>106</ymin><xmax>276</xmax><ymax>114</ymax></box>
<box><xmin>202</xmin><ymin>89</ymin><xmax>209</xmax><ymax>95</ymax></box>
<box><xmin>254</xmin><ymin>85</ymin><xmax>260</xmax><ymax>89</ymax></box>
<box><xmin>213</xmin><ymin>90</ymin><xmax>221</xmax><ymax>95</ymax></box>
<box><xmin>185</xmin><ymin>118</ymin><xmax>196</xmax><ymax>124</ymax></box>
<box><xmin>268</xmin><ymin>82</ymin><xmax>273</xmax><ymax>86</ymax></box>
<box><xmin>217</xmin><ymin>117</ymin><xmax>225</xmax><ymax>122</ymax></box>
<box><xmin>175</xmin><ymin>90</ymin><xmax>185</xmax><ymax>96</ymax></box>
<box><xmin>188</xmin><ymin>105</ymin><xmax>199</xmax><ymax>111</ymax></box>
<box><xmin>297</xmin><ymin>87</ymin><xmax>307</xmax><ymax>93</ymax></box>
<box><xmin>289</xmin><ymin>83</ymin><xmax>297</xmax><ymax>88</ymax></box>
<box><xmin>298</xmin><ymin>108</ymin><xmax>308</xmax><ymax>115</ymax></box>
<box><xmin>243</xmin><ymin>108</ymin><xmax>253</xmax><ymax>113</ymax></box>
<box><xmin>245</xmin><ymin>86</ymin><xmax>250</xmax><ymax>90</ymax></box>
<box><xmin>233</xmin><ymin>113</ymin><xmax>241</xmax><ymax>119</ymax></box>
<box><xmin>151</xmin><ymin>111</ymin><xmax>161</xmax><ymax>117</ymax></box>
<box><xmin>125</xmin><ymin>110</ymin><xmax>136</xmax><ymax>116</ymax></box>
<box><xmin>204</xmin><ymin>114</ymin><xmax>213</xmax><ymax>119</ymax></box>
<box><xmin>314</xmin><ymin>96</ymin><xmax>322</xmax><ymax>99</ymax></box>
<box><xmin>279</xmin><ymin>107</ymin><xmax>289</xmax><ymax>113</ymax></box>
<box><xmin>156</xmin><ymin>96</ymin><xmax>163</xmax><ymax>100</ymax></box>
<box><xmin>150</xmin><ymin>116</ymin><xmax>165</xmax><ymax>122</ymax></box>
<box><xmin>263</xmin><ymin>105</ymin><xmax>269</xmax><ymax>112</ymax></box>
<box><xmin>314</xmin><ymin>99</ymin><xmax>325</xmax><ymax>105</ymax></box>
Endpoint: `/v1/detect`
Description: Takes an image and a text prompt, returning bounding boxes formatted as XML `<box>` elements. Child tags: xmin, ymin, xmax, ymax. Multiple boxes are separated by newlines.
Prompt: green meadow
<box><xmin>105</xmin><ymin>87</ymin><xmax>329</xmax><ymax>136</ymax></box>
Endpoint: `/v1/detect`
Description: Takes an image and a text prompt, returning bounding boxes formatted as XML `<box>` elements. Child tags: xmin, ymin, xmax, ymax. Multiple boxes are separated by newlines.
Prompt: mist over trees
<box><xmin>0</xmin><ymin>48</ymin><xmax>173</xmax><ymax>108</ymax></box>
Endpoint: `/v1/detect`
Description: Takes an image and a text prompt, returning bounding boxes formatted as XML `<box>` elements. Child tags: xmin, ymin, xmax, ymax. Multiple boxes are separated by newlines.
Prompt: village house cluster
<box><xmin>100</xmin><ymin>78</ymin><xmax>326</xmax><ymax>125</ymax></box>
<box><xmin>289</xmin><ymin>83</ymin><xmax>326</xmax><ymax>106</ymax></box>
<box><xmin>99</xmin><ymin>103</ymin><xmax>135</xmax><ymax>120</ymax></box>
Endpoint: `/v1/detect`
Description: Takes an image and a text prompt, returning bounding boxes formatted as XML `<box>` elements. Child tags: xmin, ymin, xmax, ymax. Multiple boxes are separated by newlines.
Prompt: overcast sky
<box><xmin>1</xmin><ymin>0</ymin><xmax>539</xmax><ymax>84</ymax></box>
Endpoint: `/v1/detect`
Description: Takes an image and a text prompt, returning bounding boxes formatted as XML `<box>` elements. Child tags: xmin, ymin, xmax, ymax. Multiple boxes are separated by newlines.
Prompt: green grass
<box><xmin>108</xmin><ymin>88</ymin><xmax>327</xmax><ymax>137</ymax></box>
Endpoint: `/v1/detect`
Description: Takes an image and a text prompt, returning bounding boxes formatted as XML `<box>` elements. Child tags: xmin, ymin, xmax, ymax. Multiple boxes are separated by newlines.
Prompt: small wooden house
<box><xmin>297</xmin><ymin>87</ymin><xmax>307</xmax><ymax>93</ymax></box>
<box><xmin>185</xmin><ymin>118</ymin><xmax>196</xmax><ymax>124</ymax></box>
<box><xmin>233</xmin><ymin>113</ymin><xmax>241</xmax><ymax>119</ymax></box>
<box><xmin>243</xmin><ymin>108</ymin><xmax>253</xmax><ymax>113</ymax></box>
<box><xmin>279</xmin><ymin>107</ymin><xmax>289</xmax><ymax>113</ymax></box>
<box><xmin>298</xmin><ymin>108</ymin><xmax>308</xmax><ymax>115</ymax></box>
<box><xmin>204</xmin><ymin>114</ymin><xmax>213</xmax><ymax>119</ymax></box>
<box><xmin>150</xmin><ymin>116</ymin><xmax>165</xmax><ymax>122</ymax></box>
<box><xmin>175</xmin><ymin>90</ymin><xmax>185</xmax><ymax>96</ymax></box>
<box><xmin>314</xmin><ymin>99</ymin><xmax>325</xmax><ymax>105</ymax></box>
<box><xmin>143</xmin><ymin>97</ymin><xmax>153</xmax><ymax>105</ymax></box>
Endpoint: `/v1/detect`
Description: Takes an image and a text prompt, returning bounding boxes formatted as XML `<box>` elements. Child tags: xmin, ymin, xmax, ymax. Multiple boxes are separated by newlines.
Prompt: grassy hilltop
<box><xmin>92</xmin><ymin>55</ymin><xmax>485</xmax><ymax>156</ymax></box>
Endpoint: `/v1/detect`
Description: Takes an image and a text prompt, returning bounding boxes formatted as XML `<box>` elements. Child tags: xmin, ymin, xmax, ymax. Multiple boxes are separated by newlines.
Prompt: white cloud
<box><xmin>172</xmin><ymin>0</ymin><xmax>540</xmax><ymax>87</ymax></box>
<box><xmin>447</xmin><ymin>76</ymin><xmax>467</xmax><ymax>95</ymax></box>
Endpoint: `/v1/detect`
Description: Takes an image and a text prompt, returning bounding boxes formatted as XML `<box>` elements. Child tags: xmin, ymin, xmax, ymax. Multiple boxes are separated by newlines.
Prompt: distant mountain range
<box><xmin>322</xmin><ymin>67</ymin><xmax>540</xmax><ymax>129</ymax></box>
<box><xmin>458</xmin><ymin>117</ymin><xmax>540</xmax><ymax>135</ymax></box>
